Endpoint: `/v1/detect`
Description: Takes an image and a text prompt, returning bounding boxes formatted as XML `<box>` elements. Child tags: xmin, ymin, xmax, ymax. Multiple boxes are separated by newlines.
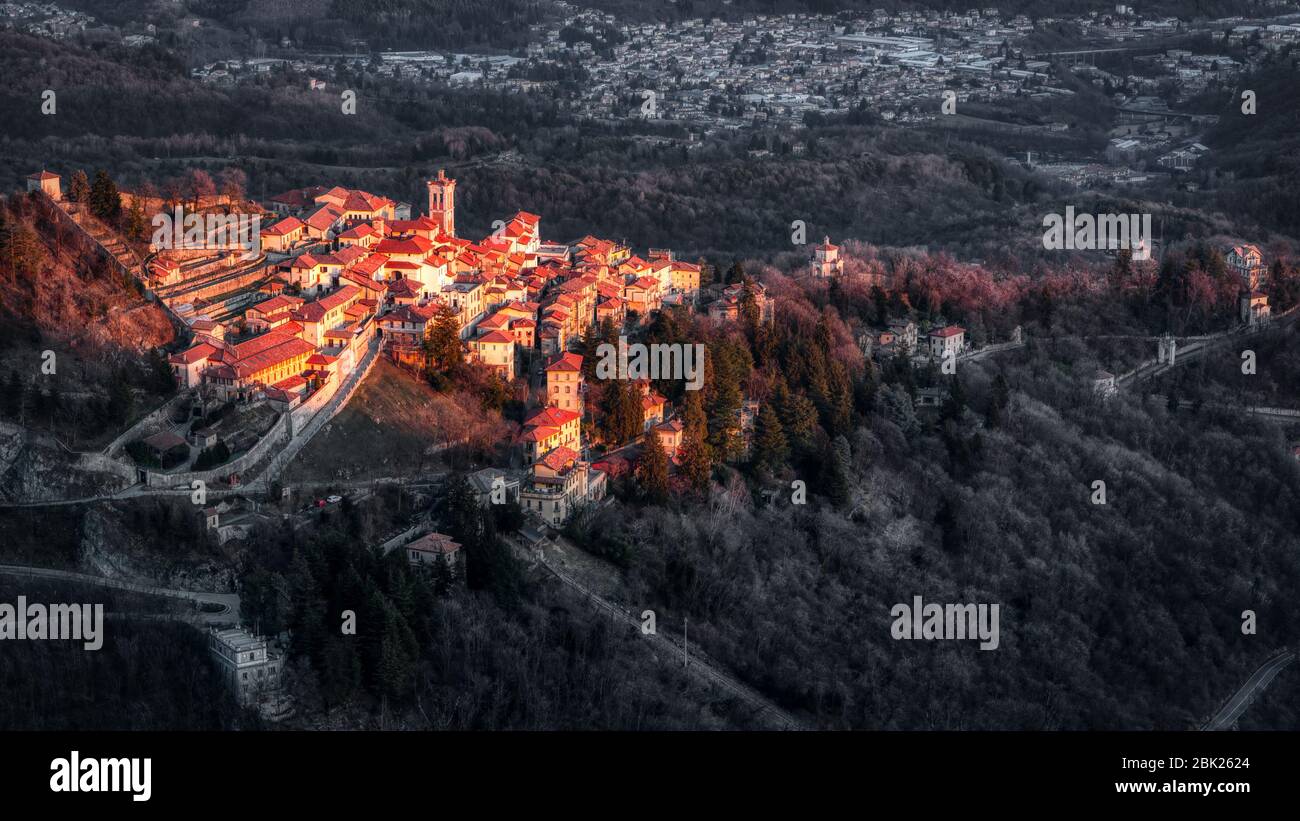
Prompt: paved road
<box><xmin>515</xmin><ymin>536</ymin><xmax>805</xmax><ymax>730</ymax></box>
<box><xmin>0</xmin><ymin>564</ymin><xmax>239</xmax><ymax>625</ymax></box>
<box><xmin>1203</xmin><ymin>649</ymin><xmax>1296</xmax><ymax>730</ymax></box>
<box><xmin>1116</xmin><ymin>307</ymin><xmax>1300</xmax><ymax>388</ymax></box>
<box><xmin>958</xmin><ymin>340</ymin><xmax>1023</xmax><ymax>363</ymax></box>
<box><xmin>0</xmin><ymin>471</ymin><xmax>448</xmax><ymax>510</ymax></box>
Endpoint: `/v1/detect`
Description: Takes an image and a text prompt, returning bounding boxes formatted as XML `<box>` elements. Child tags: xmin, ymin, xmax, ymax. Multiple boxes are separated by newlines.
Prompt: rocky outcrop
<box><xmin>0</xmin><ymin>422</ymin><xmax>133</xmax><ymax>503</ymax></box>
<box><xmin>78</xmin><ymin>505</ymin><xmax>237</xmax><ymax>593</ymax></box>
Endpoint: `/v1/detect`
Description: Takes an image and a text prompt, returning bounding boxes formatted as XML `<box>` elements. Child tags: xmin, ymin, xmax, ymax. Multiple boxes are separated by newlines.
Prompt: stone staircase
<box><xmin>68</xmin><ymin>203</ymin><xmax>142</xmax><ymax>274</ymax></box>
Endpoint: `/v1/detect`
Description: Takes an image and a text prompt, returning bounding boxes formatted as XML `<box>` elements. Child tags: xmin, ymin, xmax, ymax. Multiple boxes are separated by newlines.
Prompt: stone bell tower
<box><xmin>426</xmin><ymin>169</ymin><xmax>456</xmax><ymax>238</ymax></box>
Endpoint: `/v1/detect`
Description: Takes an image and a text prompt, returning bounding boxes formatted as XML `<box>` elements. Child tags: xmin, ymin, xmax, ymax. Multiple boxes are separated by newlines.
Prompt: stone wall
<box><xmin>145</xmin><ymin>413</ymin><xmax>290</xmax><ymax>490</ymax></box>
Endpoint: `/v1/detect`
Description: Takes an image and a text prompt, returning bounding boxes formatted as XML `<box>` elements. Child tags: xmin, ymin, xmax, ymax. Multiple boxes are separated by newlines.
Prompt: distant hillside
<box><xmin>1201</xmin><ymin>55</ymin><xmax>1300</xmax><ymax>240</ymax></box>
<box><xmin>578</xmin><ymin>0</ymin><xmax>1259</xmax><ymax>24</ymax></box>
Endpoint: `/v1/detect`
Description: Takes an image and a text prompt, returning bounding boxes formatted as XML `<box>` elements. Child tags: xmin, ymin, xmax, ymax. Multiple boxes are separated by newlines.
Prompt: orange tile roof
<box><xmin>545</xmin><ymin>352</ymin><xmax>583</xmax><ymax>373</ymax></box>
<box><xmin>526</xmin><ymin>406</ymin><xmax>581</xmax><ymax>428</ymax></box>
<box><xmin>263</xmin><ymin>216</ymin><xmax>305</xmax><ymax>236</ymax></box>
<box><xmin>169</xmin><ymin>343</ymin><xmax>217</xmax><ymax>365</ymax></box>
<box><xmin>537</xmin><ymin>446</ymin><xmax>579</xmax><ymax>472</ymax></box>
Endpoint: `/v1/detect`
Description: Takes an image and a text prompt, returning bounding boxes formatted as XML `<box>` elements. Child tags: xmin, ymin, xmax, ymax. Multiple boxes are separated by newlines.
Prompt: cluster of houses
<box><xmin>858</xmin><ymin>318</ymin><xmax>968</xmax><ymax>364</ymax></box>
<box><xmin>155</xmin><ymin>171</ymin><xmax>776</xmax><ymax>531</ymax></box>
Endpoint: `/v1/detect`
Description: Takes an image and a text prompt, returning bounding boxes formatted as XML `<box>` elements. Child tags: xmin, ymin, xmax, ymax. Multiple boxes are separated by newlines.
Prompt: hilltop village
<box><xmin>112</xmin><ymin>169</ymin><xmax>780</xmax><ymax>530</ymax></box>
<box><xmin>8</xmin><ymin>160</ymin><xmax>1294</xmax><ymax>729</ymax></box>
<box><xmin>17</xmin><ymin>166</ymin><xmax>1278</xmax><ymax>541</ymax></box>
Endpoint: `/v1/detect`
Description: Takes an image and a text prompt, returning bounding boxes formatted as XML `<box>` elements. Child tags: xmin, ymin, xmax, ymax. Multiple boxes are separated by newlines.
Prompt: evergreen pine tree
<box><xmin>678</xmin><ymin>390</ymin><xmax>712</xmax><ymax>492</ymax></box>
<box><xmin>707</xmin><ymin>370</ymin><xmax>743</xmax><ymax>463</ymax></box>
<box><xmin>378</xmin><ymin>616</ymin><xmax>413</xmax><ymax>701</ymax></box>
<box><xmin>68</xmin><ymin>170</ymin><xmax>90</xmax><ymax>204</ymax></box>
<box><xmin>125</xmin><ymin>196</ymin><xmax>147</xmax><ymax>240</ymax></box>
<box><xmin>751</xmin><ymin>403</ymin><xmax>789</xmax><ymax>474</ymax></box>
<box><xmin>775</xmin><ymin>382</ymin><xmax>818</xmax><ymax>454</ymax></box>
<box><xmin>819</xmin><ymin>436</ymin><xmax>850</xmax><ymax>506</ymax></box>
<box><xmin>423</xmin><ymin>302</ymin><xmax>463</xmax><ymax>375</ymax></box>
<box><xmin>636</xmin><ymin>430</ymin><xmax>670</xmax><ymax>504</ymax></box>
<box><xmin>89</xmin><ymin>170</ymin><xmax>121</xmax><ymax>222</ymax></box>
<box><xmin>618</xmin><ymin>380</ymin><xmax>644</xmax><ymax>443</ymax></box>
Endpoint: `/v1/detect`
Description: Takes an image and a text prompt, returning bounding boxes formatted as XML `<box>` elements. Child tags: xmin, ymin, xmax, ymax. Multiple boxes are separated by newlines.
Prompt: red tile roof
<box><xmin>537</xmin><ymin>446</ymin><xmax>579</xmax><ymax>472</ymax></box>
<box><xmin>294</xmin><ymin>285</ymin><xmax>361</xmax><ymax>322</ymax></box>
<box><xmin>406</xmin><ymin>532</ymin><xmax>461</xmax><ymax>555</ymax></box>
<box><xmin>526</xmin><ymin>406</ymin><xmax>581</xmax><ymax>428</ymax></box>
<box><xmin>169</xmin><ymin>343</ymin><xmax>217</xmax><ymax>365</ymax></box>
<box><xmin>263</xmin><ymin>216</ymin><xmax>305</xmax><ymax>236</ymax></box>
<box><xmin>545</xmin><ymin>352</ymin><xmax>583</xmax><ymax>373</ymax></box>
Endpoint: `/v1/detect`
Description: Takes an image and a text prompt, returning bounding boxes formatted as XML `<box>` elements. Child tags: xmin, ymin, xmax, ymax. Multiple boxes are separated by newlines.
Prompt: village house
<box><xmin>266</xmin><ymin>185</ymin><xmax>330</xmax><ymax>215</ymax></box>
<box><xmin>469</xmin><ymin>328</ymin><xmax>517</xmax><ymax>381</ymax></box>
<box><xmin>441</xmin><ymin>279</ymin><xmax>487</xmax><ymax>338</ymax></box>
<box><xmin>286</xmin><ymin>253</ymin><xmax>343</xmax><ymax>296</ymax></box>
<box><xmin>545</xmin><ymin>352</ymin><xmax>584</xmax><ymax>414</ymax></box>
<box><xmin>521</xmin><ymin>406</ymin><xmax>583</xmax><ymax>463</ymax></box>
<box><xmin>709</xmin><ymin>282</ymin><xmax>773</xmax><ymax>325</ymax></box>
<box><xmin>175</xmin><ymin>328</ymin><xmax>318</xmax><ymax>401</ymax></box>
<box><xmin>624</xmin><ymin>275</ymin><xmax>663</xmax><ymax>317</ymax></box>
<box><xmin>405</xmin><ymin>531</ymin><xmax>463</xmax><ymax>576</ymax></box>
<box><xmin>888</xmin><ymin>319</ymin><xmax>918</xmax><ymax>352</ymax></box>
<box><xmin>378</xmin><ymin>303</ymin><xmax>438</xmax><ymax>365</ymax></box>
<box><xmin>468</xmin><ymin>467</ymin><xmax>521</xmax><ymax>506</ymax></box>
<box><xmin>519</xmin><ymin>446</ymin><xmax>607</xmax><ymax>527</ymax></box>
<box><xmin>653</xmin><ymin>417</ymin><xmax>685</xmax><ymax>459</ymax></box>
<box><xmin>302</xmin><ymin>202</ymin><xmax>345</xmax><ymax>242</ymax></box>
<box><xmin>168</xmin><ymin>342</ymin><xmax>219</xmax><ymax>389</ymax></box>
<box><xmin>669</xmin><ymin>260</ymin><xmax>702</xmax><ymax>298</ymax></box>
<box><xmin>1240</xmin><ymin>290</ymin><xmax>1271</xmax><ymax>326</ymax></box>
<box><xmin>640</xmin><ymin>382</ymin><xmax>668</xmax><ymax>431</ymax></box>
<box><xmin>929</xmin><ymin>325</ymin><xmax>966</xmax><ymax>360</ymax></box>
<box><xmin>260</xmin><ymin>216</ymin><xmax>307</xmax><ymax>254</ymax></box>
<box><xmin>292</xmin><ymin>285</ymin><xmax>364</xmax><ymax>347</ymax></box>
<box><xmin>244</xmin><ymin>294</ymin><xmax>305</xmax><ymax>333</ymax></box>
<box><xmin>1226</xmin><ymin>244</ymin><xmax>1266</xmax><ymax>290</ymax></box>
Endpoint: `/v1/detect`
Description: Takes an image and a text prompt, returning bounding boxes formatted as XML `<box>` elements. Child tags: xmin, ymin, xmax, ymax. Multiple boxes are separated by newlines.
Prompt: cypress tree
<box><xmin>636</xmin><ymin>430</ymin><xmax>670</xmax><ymax>504</ymax></box>
<box><xmin>679</xmin><ymin>390</ymin><xmax>712</xmax><ymax>492</ymax></box>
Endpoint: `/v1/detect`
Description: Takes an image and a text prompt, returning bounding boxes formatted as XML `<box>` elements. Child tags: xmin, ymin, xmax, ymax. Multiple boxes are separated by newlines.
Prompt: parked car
<box><xmin>326</xmin><ymin>495</ymin><xmax>343</xmax><ymax>504</ymax></box>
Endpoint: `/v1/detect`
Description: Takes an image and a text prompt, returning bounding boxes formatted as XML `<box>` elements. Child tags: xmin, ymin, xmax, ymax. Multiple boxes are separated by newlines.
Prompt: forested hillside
<box><xmin>566</xmin><ymin>254</ymin><xmax>1300</xmax><ymax>729</ymax></box>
